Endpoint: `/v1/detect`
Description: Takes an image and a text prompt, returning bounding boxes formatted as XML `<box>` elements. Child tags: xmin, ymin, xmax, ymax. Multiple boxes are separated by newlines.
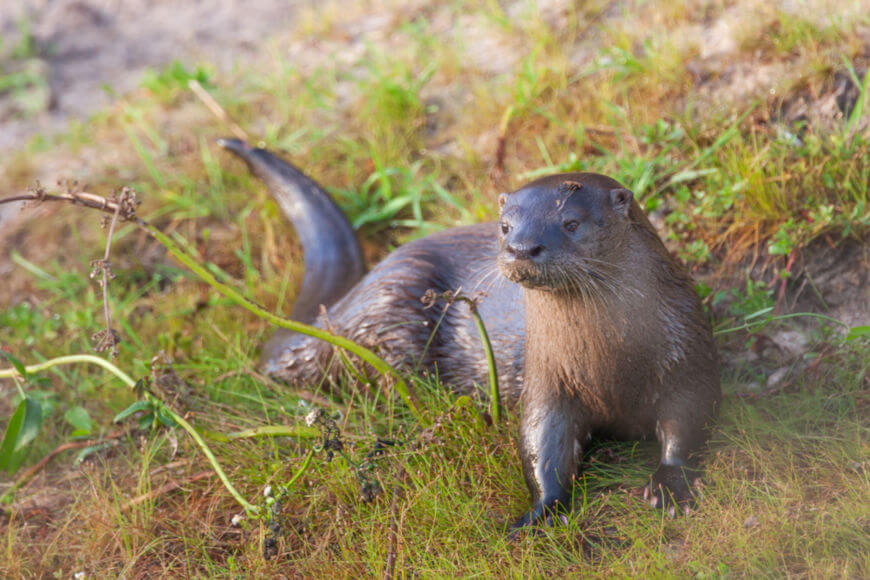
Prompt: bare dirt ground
<box><xmin>0</xmin><ymin>0</ymin><xmax>304</xmax><ymax>150</ymax></box>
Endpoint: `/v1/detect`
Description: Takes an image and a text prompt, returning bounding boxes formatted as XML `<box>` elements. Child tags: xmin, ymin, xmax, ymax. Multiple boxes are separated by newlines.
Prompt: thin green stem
<box><xmin>452</xmin><ymin>296</ymin><xmax>501</xmax><ymax>423</ymax></box>
<box><xmin>166</xmin><ymin>410</ymin><xmax>260</xmax><ymax>514</ymax></box>
<box><xmin>284</xmin><ymin>449</ymin><xmax>314</xmax><ymax>489</ymax></box>
<box><xmin>205</xmin><ymin>425</ymin><xmax>320</xmax><ymax>441</ymax></box>
<box><xmin>714</xmin><ymin>312</ymin><xmax>850</xmax><ymax>336</ymax></box>
<box><xmin>0</xmin><ymin>354</ymin><xmax>137</xmax><ymax>386</ymax></box>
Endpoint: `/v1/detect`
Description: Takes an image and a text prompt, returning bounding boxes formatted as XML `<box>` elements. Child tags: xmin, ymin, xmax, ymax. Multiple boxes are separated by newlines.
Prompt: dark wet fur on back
<box><xmin>262</xmin><ymin>224</ymin><xmax>527</xmax><ymax>396</ymax></box>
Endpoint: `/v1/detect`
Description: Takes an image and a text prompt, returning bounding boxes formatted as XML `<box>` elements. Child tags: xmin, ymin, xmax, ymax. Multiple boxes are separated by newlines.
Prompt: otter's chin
<box><xmin>498</xmin><ymin>263</ymin><xmax>555</xmax><ymax>291</ymax></box>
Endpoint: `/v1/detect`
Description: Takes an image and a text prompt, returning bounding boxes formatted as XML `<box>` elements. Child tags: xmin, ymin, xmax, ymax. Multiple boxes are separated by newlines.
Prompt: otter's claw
<box><xmin>644</xmin><ymin>464</ymin><xmax>700</xmax><ymax>515</ymax></box>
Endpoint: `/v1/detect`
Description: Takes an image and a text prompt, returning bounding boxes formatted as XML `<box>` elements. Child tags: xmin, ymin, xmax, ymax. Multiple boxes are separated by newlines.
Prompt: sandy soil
<box><xmin>0</xmin><ymin>0</ymin><xmax>307</xmax><ymax>151</ymax></box>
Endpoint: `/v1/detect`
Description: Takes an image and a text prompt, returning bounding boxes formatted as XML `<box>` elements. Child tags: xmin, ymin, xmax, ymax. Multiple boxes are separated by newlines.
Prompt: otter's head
<box><xmin>497</xmin><ymin>173</ymin><xmax>634</xmax><ymax>292</ymax></box>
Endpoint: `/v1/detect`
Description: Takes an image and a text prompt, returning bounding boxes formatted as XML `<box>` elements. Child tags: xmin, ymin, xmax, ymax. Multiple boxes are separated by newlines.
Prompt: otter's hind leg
<box><xmin>646</xmin><ymin>387</ymin><xmax>718</xmax><ymax>515</ymax></box>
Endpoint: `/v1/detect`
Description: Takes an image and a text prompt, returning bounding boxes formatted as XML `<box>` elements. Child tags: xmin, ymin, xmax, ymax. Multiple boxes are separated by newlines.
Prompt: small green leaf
<box><xmin>0</xmin><ymin>350</ymin><xmax>27</xmax><ymax>378</ymax></box>
<box><xmin>743</xmin><ymin>306</ymin><xmax>774</xmax><ymax>321</ymax></box>
<box><xmin>0</xmin><ymin>401</ymin><xmax>26</xmax><ymax>472</ymax></box>
<box><xmin>14</xmin><ymin>396</ymin><xmax>42</xmax><ymax>452</ymax></box>
<box><xmin>0</xmin><ymin>396</ymin><xmax>42</xmax><ymax>473</ymax></box>
<box><xmin>65</xmin><ymin>406</ymin><xmax>93</xmax><ymax>436</ymax></box>
<box><xmin>134</xmin><ymin>378</ymin><xmax>147</xmax><ymax>397</ymax></box>
<box><xmin>668</xmin><ymin>167</ymin><xmax>718</xmax><ymax>186</ymax></box>
<box><xmin>114</xmin><ymin>400</ymin><xmax>155</xmax><ymax>423</ymax></box>
<box><xmin>156</xmin><ymin>407</ymin><xmax>177</xmax><ymax>428</ymax></box>
<box><xmin>138</xmin><ymin>413</ymin><xmax>157</xmax><ymax>430</ymax></box>
<box><xmin>73</xmin><ymin>443</ymin><xmax>113</xmax><ymax>466</ymax></box>
<box><xmin>846</xmin><ymin>325</ymin><xmax>870</xmax><ymax>341</ymax></box>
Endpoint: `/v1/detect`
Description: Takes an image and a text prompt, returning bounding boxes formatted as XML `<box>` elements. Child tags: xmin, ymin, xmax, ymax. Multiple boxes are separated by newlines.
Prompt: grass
<box><xmin>0</xmin><ymin>15</ymin><xmax>51</xmax><ymax>120</ymax></box>
<box><xmin>1</xmin><ymin>0</ymin><xmax>868</xmax><ymax>576</ymax></box>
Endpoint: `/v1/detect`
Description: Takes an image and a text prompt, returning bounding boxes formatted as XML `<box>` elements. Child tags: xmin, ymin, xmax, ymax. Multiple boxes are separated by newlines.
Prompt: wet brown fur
<box><xmin>498</xmin><ymin>174</ymin><xmax>720</xmax><ymax>528</ymax></box>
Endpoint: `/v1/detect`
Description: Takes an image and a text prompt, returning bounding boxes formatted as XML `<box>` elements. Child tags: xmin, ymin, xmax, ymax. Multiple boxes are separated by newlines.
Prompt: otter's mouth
<box><xmin>499</xmin><ymin>258</ymin><xmax>608</xmax><ymax>293</ymax></box>
<box><xmin>498</xmin><ymin>260</ymin><xmax>555</xmax><ymax>290</ymax></box>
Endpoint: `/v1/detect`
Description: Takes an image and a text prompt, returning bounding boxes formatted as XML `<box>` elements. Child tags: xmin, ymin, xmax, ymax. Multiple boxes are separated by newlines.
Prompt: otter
<box><xmin>218</xmin><ymin>139</ymin><xmax>720</xmax><ymax>528</ymax></box>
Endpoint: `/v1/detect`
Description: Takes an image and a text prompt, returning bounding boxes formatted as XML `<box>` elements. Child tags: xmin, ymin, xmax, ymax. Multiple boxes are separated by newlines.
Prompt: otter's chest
<box><xmin>526</xmin><ymin>313</ymin><xmax>663</xmax><ymax>426</ymax></box>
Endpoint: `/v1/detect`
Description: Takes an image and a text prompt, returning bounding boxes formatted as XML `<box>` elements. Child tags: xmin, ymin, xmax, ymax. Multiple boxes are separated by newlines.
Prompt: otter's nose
<box><xmin>505</xmin><ymin>242</ymin><xmax>545</xmax><ymax>260</ymax></box>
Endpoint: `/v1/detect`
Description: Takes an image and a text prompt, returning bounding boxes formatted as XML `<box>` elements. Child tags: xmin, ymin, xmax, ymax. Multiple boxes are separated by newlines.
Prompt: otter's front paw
<box><xmin>643</xmin><ymin>464</ymin><xmax>701</xmax><ymax>517</ymax></box>
<box><xmin>509</xmin><ymin>502</ymin><xmax>569</xmax><ymax>536</ymax></box>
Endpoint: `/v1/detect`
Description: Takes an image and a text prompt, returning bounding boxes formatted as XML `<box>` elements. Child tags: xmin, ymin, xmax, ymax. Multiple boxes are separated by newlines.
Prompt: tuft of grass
<box><xmin>141</xmin><ymin>61</ymin><xmax>213</xmax><ymax>103</ymax></box>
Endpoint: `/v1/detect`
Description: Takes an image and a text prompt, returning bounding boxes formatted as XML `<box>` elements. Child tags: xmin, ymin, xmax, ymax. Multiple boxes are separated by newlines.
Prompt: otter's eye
<box><xmin>500</xmin><ymin>221</ymin><xmax>510</xmax><ymax>234</ymax></box>
<box><xmin>563</xmin><ymin>220</ymin><xmax>579</xmax><ymax>233</ymax></box>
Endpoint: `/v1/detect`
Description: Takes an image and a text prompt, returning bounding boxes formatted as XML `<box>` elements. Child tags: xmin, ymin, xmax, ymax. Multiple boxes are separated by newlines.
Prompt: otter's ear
<box><xmin>610</xmin><ymin>188</ymin><xmax>633</xmax><ymax>216</ymax></box>
<box><xmin>497</xmin><ymin>193</ymin><xmax>508</xmax><ymax>211</ymax></box>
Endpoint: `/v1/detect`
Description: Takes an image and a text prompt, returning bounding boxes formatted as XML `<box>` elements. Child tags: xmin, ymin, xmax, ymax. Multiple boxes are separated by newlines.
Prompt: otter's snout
<box><xmin>498</xmin><ymin>237</ymin><xmax>550</xmax><ymax>288</ymax></box>
<box><xmin>498</xmin><ymin>218</ymin><xmax>554</xmax><ymax>288</ymax></box>
<box><xmin>504</xmin><ymin>241</ymin><xmax>545</xmax><ymax>261</ymax></box>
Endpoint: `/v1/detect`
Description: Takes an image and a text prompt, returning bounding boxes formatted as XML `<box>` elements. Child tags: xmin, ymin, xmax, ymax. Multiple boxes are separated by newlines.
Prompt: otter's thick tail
<box><xmin>218</xmin><ymin>139</ymin><xmax>366</xmax><ymax>361</ymax></box>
